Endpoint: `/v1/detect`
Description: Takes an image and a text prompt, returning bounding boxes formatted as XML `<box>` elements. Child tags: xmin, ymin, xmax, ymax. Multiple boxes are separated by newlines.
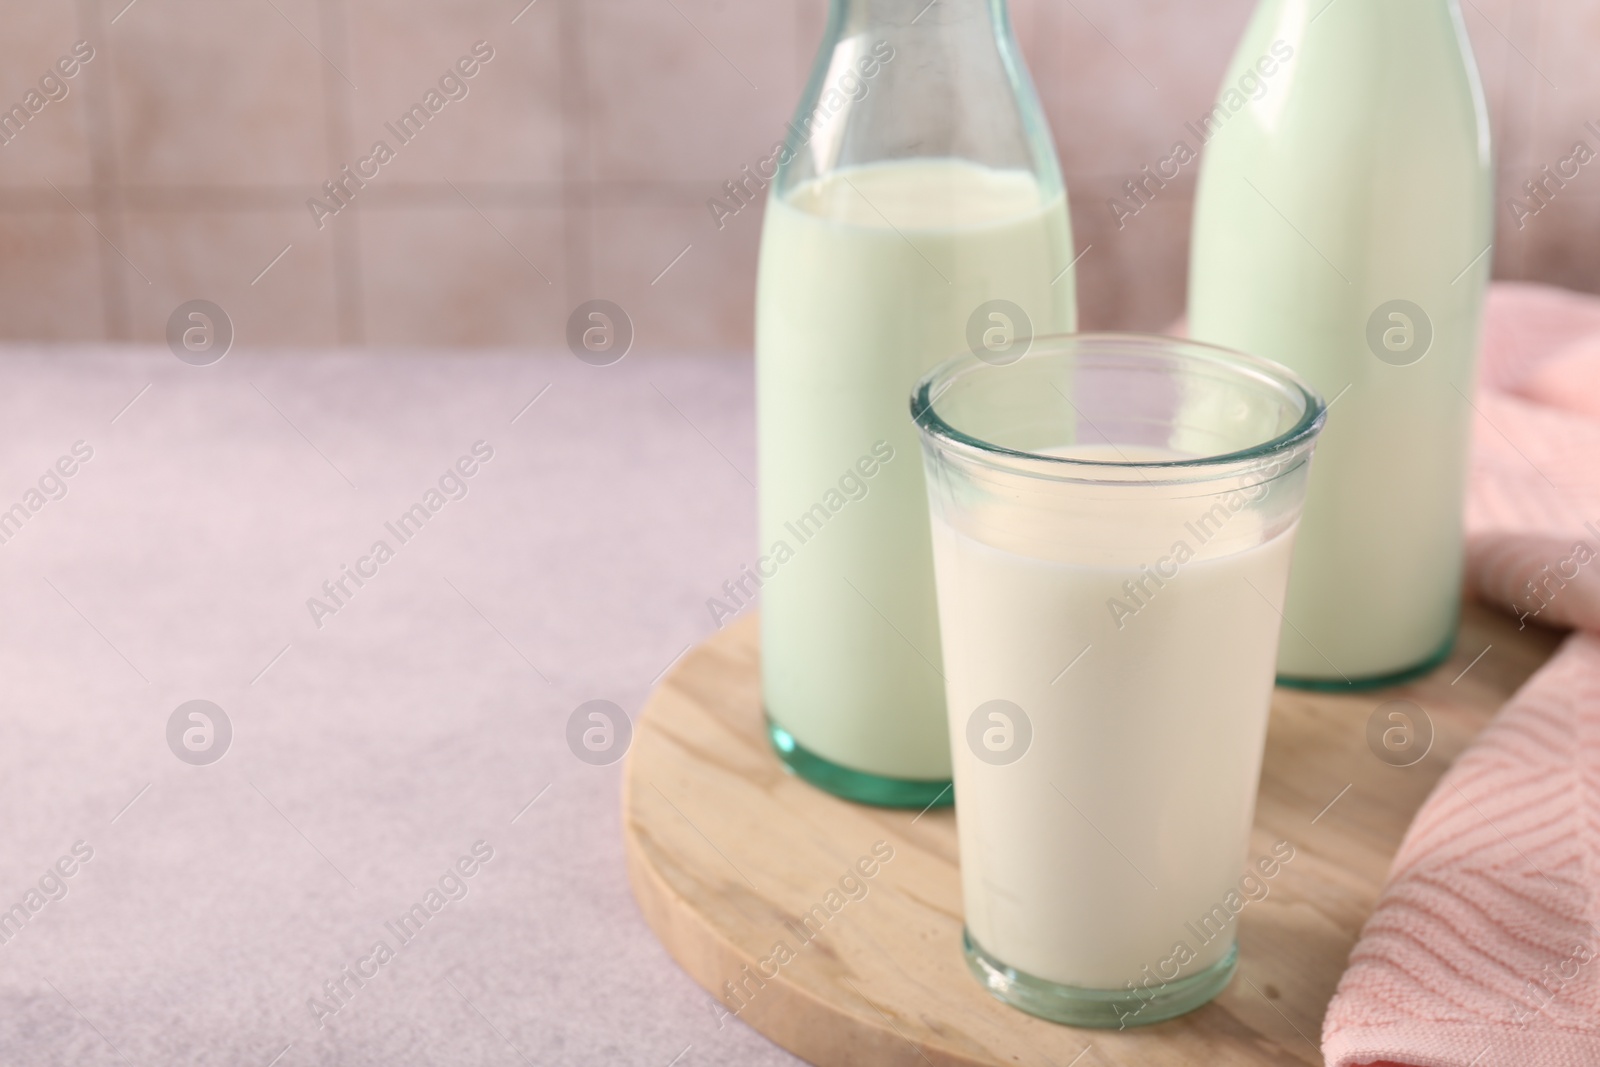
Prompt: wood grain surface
<box><xmin>622</xmin><ymin>605</ymin><xmax>1561</xmax><ymax>1066</ymax></box>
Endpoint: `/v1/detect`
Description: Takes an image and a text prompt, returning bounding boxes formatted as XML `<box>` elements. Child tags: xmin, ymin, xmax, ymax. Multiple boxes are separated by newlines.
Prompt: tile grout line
<box><xmin>78</xmin><ymin>0</ymin><xmax>132</xmax><ymax>341</ymax></box>
<box><xmin>319</xmin><ymin>0</ymin><xmax>365</xmax><ymax>344</ymax></box>
<box><xmin>559</xmin><ymin>0</ymin><xmax>590</xmax><ymax>306</ymax></box>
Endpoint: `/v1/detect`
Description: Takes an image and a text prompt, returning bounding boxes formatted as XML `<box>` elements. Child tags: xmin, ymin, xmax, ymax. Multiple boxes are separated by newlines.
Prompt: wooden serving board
<box><xmin>622</xmin><ymin>605</ymin><xmax>1561</xmax><ymax>1066</ymax></box>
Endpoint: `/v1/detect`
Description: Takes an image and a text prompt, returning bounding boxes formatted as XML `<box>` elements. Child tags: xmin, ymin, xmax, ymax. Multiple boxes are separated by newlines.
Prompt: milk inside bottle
<box><xmin>756</xmin><ymin>1</ymin><xmax>1078</xmax><ymax>805</ymax></box>
<box><xmin>1188</xmin><ymin>0</ymin><xmax>1493</xmax><ymax>685</ymax></box>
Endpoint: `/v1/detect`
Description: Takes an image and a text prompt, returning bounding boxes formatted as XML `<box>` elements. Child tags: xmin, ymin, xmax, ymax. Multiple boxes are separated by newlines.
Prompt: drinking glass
<box><xmin>912</xmin><ymin>333</ymin><xmax>1325</xmax><ymax>1027</ymax></box>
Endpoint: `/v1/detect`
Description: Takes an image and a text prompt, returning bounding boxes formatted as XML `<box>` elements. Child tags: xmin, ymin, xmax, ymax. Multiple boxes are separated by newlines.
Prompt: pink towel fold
<box><xmin>1321</xmin><ymin>282</ymin><xmax>1600</xmax><ymax>1067</ymax></box>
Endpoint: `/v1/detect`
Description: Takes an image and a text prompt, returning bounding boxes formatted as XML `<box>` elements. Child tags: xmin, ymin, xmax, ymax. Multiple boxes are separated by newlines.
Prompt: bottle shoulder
<box><xmin>773</xmin><ymin>12</ymin><xmax>1064</xmax><ymax>202</ymax></box>
<box><xmin>1208</xmin><ymin>0</ymin><xmax>1491</xmax><ymax>155</ymax></box>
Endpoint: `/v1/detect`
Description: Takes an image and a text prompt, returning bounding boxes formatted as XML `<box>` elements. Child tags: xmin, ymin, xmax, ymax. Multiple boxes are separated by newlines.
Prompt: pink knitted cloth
<box><xmin>1321</xmin><ymin>282</ymin><xmax>1600</xmax><ymax>1067</ymax></box>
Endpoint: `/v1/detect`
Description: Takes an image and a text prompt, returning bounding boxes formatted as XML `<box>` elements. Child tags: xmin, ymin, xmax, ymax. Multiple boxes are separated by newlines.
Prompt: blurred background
<box><xmin>4</xmin><ymin>0</ymin><xmax>1593</xmax><ymax>354</ymax></box>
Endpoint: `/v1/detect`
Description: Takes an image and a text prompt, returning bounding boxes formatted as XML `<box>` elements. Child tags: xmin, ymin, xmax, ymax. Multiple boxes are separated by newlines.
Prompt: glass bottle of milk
<box><xmin>1188</xmin><ymin>0</ymin><xmax>1493</xmax><ymax>686</ymax></box>
<box><xmin>756</xmin><ymin>0</ymin><xmax>1077</xmax><ymax>804</ymax></box>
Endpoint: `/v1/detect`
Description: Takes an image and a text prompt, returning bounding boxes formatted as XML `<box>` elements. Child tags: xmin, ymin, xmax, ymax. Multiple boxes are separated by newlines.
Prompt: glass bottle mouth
<box><xmin>910</xmin><ymin>332</ymin><xmax>1327</xmax><ymax>486</ymax></box>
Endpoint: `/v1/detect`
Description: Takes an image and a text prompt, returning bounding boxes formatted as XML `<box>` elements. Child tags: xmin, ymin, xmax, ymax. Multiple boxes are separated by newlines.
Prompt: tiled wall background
<box><xmin>0</xmin><ymin>0</ymin><xmax>1592</xmax><ymax>351</ymax></box>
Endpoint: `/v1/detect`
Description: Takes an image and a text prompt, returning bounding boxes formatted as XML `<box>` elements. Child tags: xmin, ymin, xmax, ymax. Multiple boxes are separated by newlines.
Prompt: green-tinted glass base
<box><xmin>767</xmin><ymin>718</ymin><xmax>953</xmax><ymax>809</ymax></box>
<box><xmin>964</xmin><ymin>929</ymin><xmax>1238</xmax><ymax>1029</ymax></box>
<box><xmin>1276</xmin><ymin>628</ymin><xmax>1457</xmax><ymax>693</ymax></box>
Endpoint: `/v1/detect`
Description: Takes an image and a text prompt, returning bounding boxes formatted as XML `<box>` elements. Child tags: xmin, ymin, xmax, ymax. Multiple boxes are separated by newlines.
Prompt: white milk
<box><xmin>931</xmin><ymin>475</ymin><xmax>1295</xmax><ymax>989</ymax></box>
<box><xmin>757</xmin><ymin>158</ymin><xmax>1077</xmax><ymax>780</ymax></box>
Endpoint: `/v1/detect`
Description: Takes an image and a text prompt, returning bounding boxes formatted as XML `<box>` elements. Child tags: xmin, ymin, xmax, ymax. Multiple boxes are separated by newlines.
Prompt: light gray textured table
<box><xmin>0</xmin><ymin>347</ymin><xmax>800</xmax><ymax>1066</ymax></box>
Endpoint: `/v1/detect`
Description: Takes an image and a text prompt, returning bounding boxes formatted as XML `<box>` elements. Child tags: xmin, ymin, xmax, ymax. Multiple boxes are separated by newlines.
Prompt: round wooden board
<box><xmin>621</xmin><ymin>606</ymin><xmax>1560</xmax><ymax>1067</ymax></box>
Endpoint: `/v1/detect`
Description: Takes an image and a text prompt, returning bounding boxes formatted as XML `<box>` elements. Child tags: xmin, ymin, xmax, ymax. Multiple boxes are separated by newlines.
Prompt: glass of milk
<box><xmin>912</xmin><ymin>334</ymin><xmax>1325</xmax><ymax>1027</ymax></box>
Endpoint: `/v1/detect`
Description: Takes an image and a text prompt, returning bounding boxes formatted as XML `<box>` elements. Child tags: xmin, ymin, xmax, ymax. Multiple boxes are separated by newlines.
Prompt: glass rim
<box><xmin>910</xmin><ymin>331</ymin><xmax>1328</xmax><ymax>477</ymax></box>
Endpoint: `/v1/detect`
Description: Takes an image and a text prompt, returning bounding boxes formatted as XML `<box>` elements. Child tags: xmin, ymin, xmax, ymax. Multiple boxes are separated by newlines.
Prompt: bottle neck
<box><xmin>829</xmin><ymin>0</ymin><xmax>1008</xmax><ymax>34</ymax></box>
<box><xmin>1271</xmin><ymin>0</ymin><xmax>1462</xmax><ymax>35</ymax></box>
<box><xmin>779</xmin><ymin>0</ymin><xmax>1058</xmax><ymax>198</ymax></box>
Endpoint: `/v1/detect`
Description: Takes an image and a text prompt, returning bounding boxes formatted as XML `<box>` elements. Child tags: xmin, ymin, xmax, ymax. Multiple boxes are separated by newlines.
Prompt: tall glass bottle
<box><xmin>756</xmin><ymin>0</ymin><xmax>1077</xmax><ymax>804</ymax></box>
<box><xmin>1188</xmin><ymin>0</ymin><xmax>1492</xmax><ymax>686</ymax></box>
